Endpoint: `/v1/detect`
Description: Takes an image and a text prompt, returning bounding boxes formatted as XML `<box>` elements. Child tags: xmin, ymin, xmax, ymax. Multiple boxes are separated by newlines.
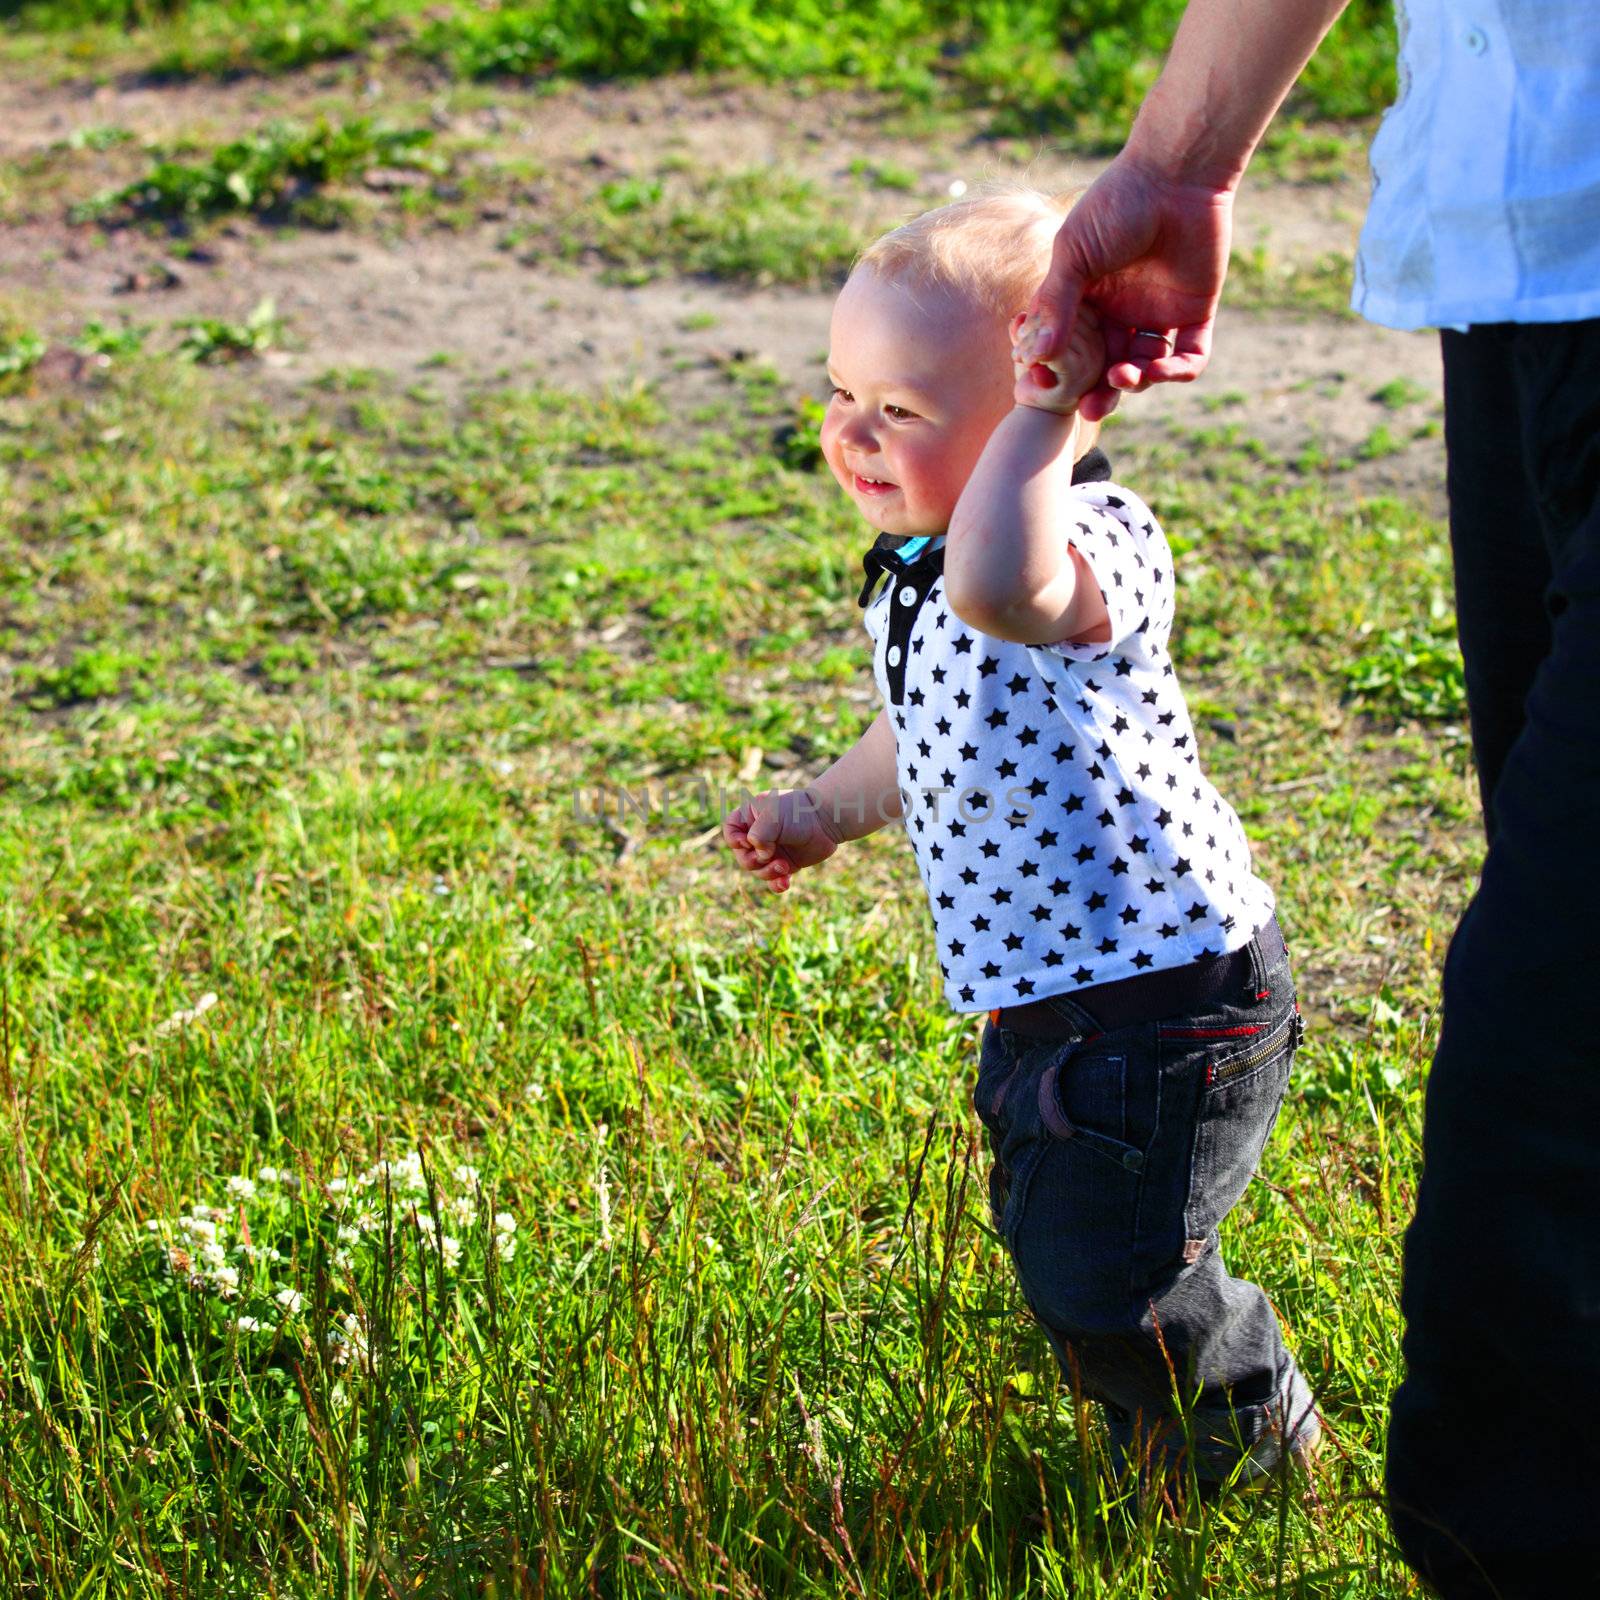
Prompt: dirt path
<box><xmin>1</xmin><ymin>65</ymin><xmax>1446</xmax><ymax>507</ymax></box>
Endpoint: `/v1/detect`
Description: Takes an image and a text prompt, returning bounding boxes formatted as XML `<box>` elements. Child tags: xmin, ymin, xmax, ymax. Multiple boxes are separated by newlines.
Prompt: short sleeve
<box><xmin>1040</xmin><ymin>486</ymin><xmax>1172</xmax><ymax>664</ymax></box>
<box><xmin>862</xmin><ymin>587</ymin><xmax>889</xmax><ymax>645</ymax></box>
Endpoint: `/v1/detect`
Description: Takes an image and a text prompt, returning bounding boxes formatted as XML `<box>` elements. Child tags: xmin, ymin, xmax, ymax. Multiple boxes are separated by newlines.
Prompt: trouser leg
<box><xmin>1388</xmin><ymin>321</ymin><xmax>1600</xmax><ymax>1595</ymax></box>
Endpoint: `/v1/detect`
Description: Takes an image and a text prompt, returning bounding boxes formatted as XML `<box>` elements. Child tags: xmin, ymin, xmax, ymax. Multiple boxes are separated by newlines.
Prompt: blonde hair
<box><xmin>854</xmin><ymin>183</ymin><xmax>1077</xmax><ymax>325</ymax></box>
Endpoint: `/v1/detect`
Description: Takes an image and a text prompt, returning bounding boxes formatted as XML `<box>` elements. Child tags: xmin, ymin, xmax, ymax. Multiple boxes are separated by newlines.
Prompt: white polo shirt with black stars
<box><xmin>860</xmin><ymin>467</ymin><xmax>1275</xmax><ymax>1016</ymax></box>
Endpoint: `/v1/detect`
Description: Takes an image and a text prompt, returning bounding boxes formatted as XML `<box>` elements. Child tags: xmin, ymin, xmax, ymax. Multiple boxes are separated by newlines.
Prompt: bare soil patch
<box><xmin>1</xmin><ymin>63</ymin><xmax>1445</xmax><ymax>508</ymax></box>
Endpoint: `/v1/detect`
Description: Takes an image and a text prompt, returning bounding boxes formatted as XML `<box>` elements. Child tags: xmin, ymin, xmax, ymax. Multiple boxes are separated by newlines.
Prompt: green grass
<box><xmin>0</xmin><ymin>325</ymin><xmax>1463</xmax><ymax>1592</ymax></box>
<box><xmin>2</xmin><ymin>0</ymin><xmax>1398</xmax><ymax>140</ymax></box>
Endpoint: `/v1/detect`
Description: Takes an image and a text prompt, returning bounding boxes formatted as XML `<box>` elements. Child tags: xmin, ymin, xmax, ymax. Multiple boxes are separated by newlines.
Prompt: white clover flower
<box><xmin>453</xmin><ymin>1164</ymin><xmax>480</xmax><ymax>1188</ymax></box>
<box><xmin>145</xmin><ymin>1219</ymin><xmax>163</xmax><ymax>1233</ymax></box>
<box><xmin>325</xmin><ymin>1176</ymin><xmax>348</xmax><ymax>1195</ymax></box>
<box><xmin>200</xmin><ymin>1240</ymin><xmax>228</xmax><ymax>1271</ymax></box>
<box><xmin>432</xmin><ymin>880</ymin><xmax>451</xmax><ymax>896</ymax></box>
<box><xmin>333</xmin><ymin>1249</ymin><xmax>352</xmax><ymax>1270</ymax></box>
<box><xmin>524</xmin><ymin>1081</ymin><xmax>545</xmax><ymax>1102</ymax></box>
<box><xmin>337</xmin><ymin>1225</ymin><xmax>360</xmax><ymax>1246</ymax></box>
<box><xmin>441</xmin><ymin>1235</ymin><xmax>462</xmax><ymax>1270</ymax></box>
<box><xmin>234</xmin><ymin>1316</ymin><xmax>264</xmax><ymax>1333</ymax></box>
<box><xmin>275</xmin><ymin>1288</ymin><xmax>304</xmax><ymax>1315</ymax></box>
<box><xmin>226</xmin><ymin>1176</ymin><xmax>257</xmax><ymax>1202</ymax></box>
<box><xmin>494</xmin><ymin>1234</ymin><xmax>516</xmax><ymax>1263</ymax></box>
<box><xmin>180</xmin><ymin>1214</ymin><xmax>219</xmax><ymax>1243</ymax></box>
<box><xmin>212</xmin><ymin>1265</ymin><xmax>240</xmax><ymax>1296</ymax></box>
<box><xmin>258</xmin><ymin>1165</ymin><xmax>280</xmax><ymax>1184</ymax></box>
<box><xmin>449</xmin><ymin>1195</ymin><xmax>476</xmax><ymax>1226</ymax></box>
<box><xmin>414</xmin><ymin>1211</ymin><xmax>437</xmax><ymax>1238</ymax></box>
<box><xmin>493</xmin><ymin>1212</ymin><xmax>516</xmax><ymax>1235</ymax></box>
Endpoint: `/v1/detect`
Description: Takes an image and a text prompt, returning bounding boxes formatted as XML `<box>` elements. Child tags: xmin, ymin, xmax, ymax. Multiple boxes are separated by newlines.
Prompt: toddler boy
<box><xmin>724</xmin><ymin>188</ymin><xmax>1318</xmax><ymax>1491</ymax></box>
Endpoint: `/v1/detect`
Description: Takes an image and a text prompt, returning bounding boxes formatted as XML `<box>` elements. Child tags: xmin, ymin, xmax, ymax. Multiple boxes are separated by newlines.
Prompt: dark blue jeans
<box><xmin>974</xmin><ymin>935</ymin><xmax>1317</xmax><ymax>1483</ymax></box>
<box><xmin>1386</xmin><ymin>323</ymin><xmax>1600</xmax><ymax>1596</ymax></box>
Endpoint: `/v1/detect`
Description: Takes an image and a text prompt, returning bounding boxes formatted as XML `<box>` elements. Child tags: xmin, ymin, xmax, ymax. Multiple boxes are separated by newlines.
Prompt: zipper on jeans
<box><xmin>1205</xmin><ymin>1021</ymin><xmax>1291</xmax><ymax>1087</ymax></box>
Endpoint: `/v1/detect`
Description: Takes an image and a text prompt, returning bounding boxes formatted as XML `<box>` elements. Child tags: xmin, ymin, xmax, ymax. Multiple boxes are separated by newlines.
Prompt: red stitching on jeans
<box><xmin>1159</xmin><ymin>1024</ymin><xmax>1264</xmax><ymax>1039</ymax></box>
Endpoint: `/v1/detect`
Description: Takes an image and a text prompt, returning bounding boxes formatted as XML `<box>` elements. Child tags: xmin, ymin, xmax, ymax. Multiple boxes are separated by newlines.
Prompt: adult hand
<box><xmin>1025</xmin><ymin>154</ymin><xmax>1235</xmax><ymax>421</ymax></box>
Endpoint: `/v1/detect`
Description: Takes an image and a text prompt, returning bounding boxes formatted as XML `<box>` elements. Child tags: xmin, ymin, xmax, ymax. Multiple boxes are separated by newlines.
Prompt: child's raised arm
<box><xmin>723</xmin><ymin>709</ymin><xmax>902</xmax><ymax>894</ymax></box>
<box><xmin>943</xmin><ymin>312</ymin><xmax>1113</xmax><ymax>647</ymax></box>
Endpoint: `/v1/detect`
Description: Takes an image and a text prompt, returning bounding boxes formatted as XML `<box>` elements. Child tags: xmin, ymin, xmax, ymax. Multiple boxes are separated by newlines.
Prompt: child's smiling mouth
<box><xmin>853</xmin><ymin>474</ymin><xmax>898</xmax><ymax>496</ymax></box>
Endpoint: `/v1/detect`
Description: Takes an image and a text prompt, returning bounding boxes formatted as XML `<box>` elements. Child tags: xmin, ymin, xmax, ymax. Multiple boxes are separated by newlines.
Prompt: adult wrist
<box><xmin>1124</xmin><ymin>76</ymin><xmax>1251</xmax><ymax>196</ymax></box>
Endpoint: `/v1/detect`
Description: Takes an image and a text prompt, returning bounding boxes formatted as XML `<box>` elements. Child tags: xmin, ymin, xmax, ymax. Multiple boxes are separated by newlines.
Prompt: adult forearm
<box><xmin>1128</xmin><ymin>0</ymin><xmax>1353</xmax><ymax>190</ymax></box>
<box><xmin>804</xmin><ymin>708</ymin><xmax>902</xmax><ymax>843</ymax></box>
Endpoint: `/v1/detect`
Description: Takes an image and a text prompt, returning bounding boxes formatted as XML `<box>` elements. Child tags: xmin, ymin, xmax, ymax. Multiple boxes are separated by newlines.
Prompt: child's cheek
<box><xmin>819</xmin><ymin>413</ymin><xmax>850</xmax><ymax>494</ymax></box>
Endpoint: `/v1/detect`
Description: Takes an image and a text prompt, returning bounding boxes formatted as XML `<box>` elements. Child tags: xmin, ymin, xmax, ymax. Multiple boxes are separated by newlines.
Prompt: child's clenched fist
<box><xmin>722</xmin><ymin>787</ymin><xmax>843</xmax><ymax>894</ymax></box>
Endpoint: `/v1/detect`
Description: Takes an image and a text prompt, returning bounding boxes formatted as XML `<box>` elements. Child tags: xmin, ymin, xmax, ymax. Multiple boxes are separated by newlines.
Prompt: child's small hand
<box><xmin>723</xmin><ymin>787</ymin><xmax>842</xmax><ymax>894</ymax></box>
<box><xmin>1010</xmin><ymin>307</ymin><xmax>1106</xmax><ymax>416</ymax></box>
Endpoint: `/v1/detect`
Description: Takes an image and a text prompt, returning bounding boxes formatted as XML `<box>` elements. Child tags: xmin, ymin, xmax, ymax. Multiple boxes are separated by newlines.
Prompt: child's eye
<box><xmin>886</xmin><ymin>405</ymin><xmax>916</xmax><ymax>420</ymax></box>
<box><xmin>828</xmin><ymin>384</ymin><xmax>852</xmax><ymax>403</ymax></box>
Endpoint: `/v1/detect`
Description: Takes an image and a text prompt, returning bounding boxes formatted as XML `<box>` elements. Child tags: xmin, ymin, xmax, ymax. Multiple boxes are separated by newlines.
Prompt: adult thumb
<box><xmin>1025</xmin><ymin>234</ymin><xmax>1089</xmax><ymax>366</ymax></box>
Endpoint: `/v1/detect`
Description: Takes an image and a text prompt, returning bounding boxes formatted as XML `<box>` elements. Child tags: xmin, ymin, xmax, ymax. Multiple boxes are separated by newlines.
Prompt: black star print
<box><xmin>1006</xmin><ymin>672</ymin><xmax>1030</xmax><ymax>695</ymax></box>
<box><xmin>1185</xmin><ymin>903</ymin><xmax>1206</xmax><ymax>922</ymax></box>
<box><xmin>1037</xmin><ymin>827</ymin><xmax>1058</xmax><ymax>848</ymax></box>
<box><xmin>1113</xmin><ymin>659</ymin><xmax>1132</xmax><ymax>677</ymax></box>
<box><xmin>997</xmin><ymin>758</ymin><xmax>1018</xmax><ymax>780</ymax></box>
<box><xmin>1015</xmin><ymin>976</ymin><xmax>1034</xmax><ymax>995</ymax></box>
<box><xmin>940</xmin><ymin>768</ymin><xmax>955</xmax><ymax>787</ymax></box>
<box><xmin>949</xmin><ymin>821</ymin><xmax>967</xmax><ymax>839</ymax></box>
<box><xmin>1048</xmin><ymin>877</ymin><xmax>1071</xmax><ymax>896</ymax></box>
<box><xmin>973</xmin><ymin>914</ymin><xmax>991</xmax><ymax>933</ymax></box>
<box><xmin>1020</xmin><ymin>860</ymin><xmax>1039</xmax><ymax>879</ymax></box>
<box><xmin>1096</xmin><ymin>937</ymin><xmax>1119</xmax><ymax>955</ymax></box>
<box><xmin>1086</xmin><ymin>890</ymin><xmax>1108</xmax><ymax>911</ymax></box>
<box><xmin>950</xmin><ymin>939</ymin><xmax>965</xmax><ymax>957</ymax></box>
<box><xmin>1073</xmin><ymin>966</ymin><xmax>1094</xmax><ymax>984</ymax></box>
<box><xmin>1085</xmin><ymin>678</ymin><xmax>1101</xmax><ymax>694</ymax></box>
<box><xmin>1097</xmin><ymin>809</ymin><xmax>1115</xmax><ymax>829</ymax></box>
<box><xmin>1043</xmin><ymin>950</ymin><xmax>1064</xmax><ymax>967</ymax></box>
<box><xmin>1111</xmin><ymin>714</ymin><xmax>1129</xmax><ymax>734</ymax></box>
<box><xmin>931</xmin><ymin>666</ymin><xmax>947</xmax><ymax>685</ymax></box>
<box><xmin>1155</xmin><ymin>808</ymin><xmax>1172</xmax><ymax>828</ymax></box>
<box><xmin>935</xmin><ymin>716</ymin><xmax>951</xmax><ymax>735</ymax></box>
<box><xmin>960</xmin><ymin>867</ymin><xmax>978</xmax><ymax>886</ymax></box>
<box><xmin>1142</xmin><ymin>689</ymin><xmax>1159</xmax><ymax>705</ymax></box>
<box><xmin>929</xmin><ymin>842</ymin><xmax>944</xmax><ymax>861</ymax></box>
<box><xmin>959</xmin><ymin>742</ymin><xmax>978</xmax><ymax>761</ymax></box>
<box><xmin>1159</xmin><ymin>923</ymin><xmax>1179</xmax><ymax>938</ymax></box>
<box><xmin>1136</xmin><ymin>763</ymin><xmax>1151</xmax><ymax>780</ymax></box>
<box><xmin>918</xmin><ymin>739</ymin><xmax>931</xmax><ymax>758</ymax></box>
<box><xmin>955</xmin><ymin>690</ymin><xmax>972</xmax><ymax>709</ymax></box>
<box><xmin>980</xmin><ymin>840</ymin><xmax>1001</xmax><ymax>859</ymax></box>
<box><xmin>990</xmin><ymin>887</ymin><xmax>1012</xmax><ymax>905</ymax></box>
<box><xmin>1132</xmin><ymin>951</ymin><xmax>1154</xmax><ymax>969</ymax></box>
<box><xmin>1173</xmin><ymin>857</ymin><xmax>1192</xmax><ymax>877</ymax></box>
<box><xmin>1096</xmin><ymin>741</ymin><xmax>1113</xmax><ymax>760</ymax></box>
<box><xmin>908</xmin><ymin>688</ymin><xmax>925</xmax><ymax>706</ymax></box>
<box><xmin>1119</xmin><ymin>906</ymin><xmax>1139</xmax><ymax>926</ymax></box>
<box><xmin>1064</xmin><ymin>794</ymin><xmax>1085</xmax><ymax>813</ymax></box>
<box><xmin>1128</xmin><ymin>835</ymin><xmax>1148</xmax><ymax>854</ymax></box>
<box><xmin>1017</xmin><ymin>726</ymin><xmax>1039</xmax><ymax>748</ymax></box>
<box><xmin>1109</xmin><ymin>857</ymin><xmax>1130</xmax><ymax>877</ymax></box>
<box><xmin>977</xmin><ymin>657</ymin><xmax>999</xmax><ymax>678</ymax></box>
<box><xmin>1158</xmin><ymin>710</ymin><xmax>1176</xmax><ymax>726</ymax></box>
<box><xmin>1059</xmin><ymin>921</ymin><xmax>1081</xmax><ymax>940</ymax></box>
<box><xmin>1052</xmin><ymin>743</ymin><xmax>1075</xmax><ymax>762</ymax></box>
<box><xmin>961</xmin><ymin>986</ymin><xmax>975</xmax><ymax>1002</ymax></box>
<box><xmin>953</xmin><ymin>636</ymin><xmax>973</xmax><ymax>655</ymax></box>
<box><xmin>982</xmin><ymin>962</ymin><xmax>1001</xmax><ymax>979</ymax></box>
<box><xmin>1028</xmin><ymin>778</ymin><xmax>1049</xmax><ymax>800</ymax></box>
<box><xmin>938</xmin><ymin>892</ymin><xmax>954</xmax><ymax>910</ymax></box>
<box><xmin>1006</xmin><ymin>811</ymin><xmax>1028</xmax><ymax>831</ymax></box>
<box><xmin>1145</xmin><ymin>878</ymin><xmax>1163</xmax><ymax>895</ymax></box>
<box><xmin>1074</xmin><ymin>844</ymin><xmax>1095</xmax><ymax>864</ymax></box>
<box><xmin>1004</xmin><ymin>933</ymin><xmax>1024</xmax><ymax>952</ymax></box>
<box><xmin>985</xmin><ymin>708</ymin><xmax>1007</xmax><ymax>730</ymax></box>
<box><xmin>1029</xmin><ymin>904</ymin><xmax>1051</xmax><ymax>922</ymax></box>
<box><xmin>1116</xmin><ymin>787</ymin><xmax>1135</xmax><ymax>807</ymax></box>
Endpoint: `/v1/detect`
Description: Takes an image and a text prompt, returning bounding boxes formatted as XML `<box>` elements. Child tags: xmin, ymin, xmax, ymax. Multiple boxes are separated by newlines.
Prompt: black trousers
<box><xmin>1387</xmin><ymin>321</ymin><xmax>1600</xmax><ymax>1596</ymax></box>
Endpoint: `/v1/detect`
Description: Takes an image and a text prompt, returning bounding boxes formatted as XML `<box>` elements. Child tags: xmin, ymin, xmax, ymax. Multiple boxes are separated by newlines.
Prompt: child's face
<box><xmin>821</xmin><ymin>268</ymin><xmax>1016</xmax><ymax>537</ymax></box>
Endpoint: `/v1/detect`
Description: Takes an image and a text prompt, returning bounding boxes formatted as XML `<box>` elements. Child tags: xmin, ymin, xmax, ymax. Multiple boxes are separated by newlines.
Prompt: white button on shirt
<box><xmin>1354</xmin><ymin>0</ymin><xmax>1600</xmax><ymax>330</ymax></box>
